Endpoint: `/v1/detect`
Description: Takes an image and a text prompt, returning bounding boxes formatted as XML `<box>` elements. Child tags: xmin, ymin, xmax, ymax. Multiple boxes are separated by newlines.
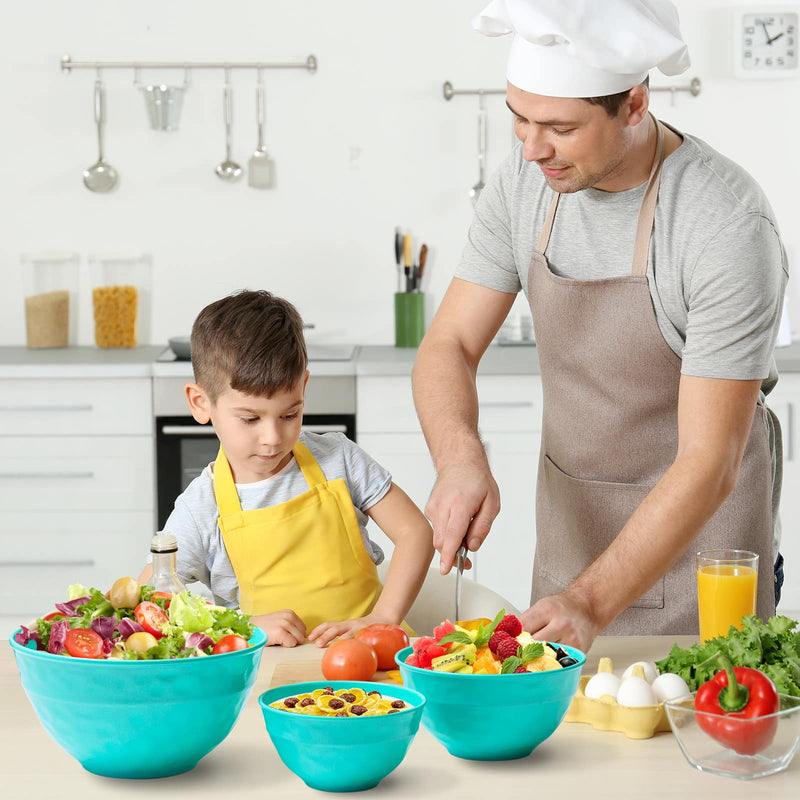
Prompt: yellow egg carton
<box><xmin>564</xmin><ymin>658</ymin><xmax>670</xmax><ymax>739</ymax></box>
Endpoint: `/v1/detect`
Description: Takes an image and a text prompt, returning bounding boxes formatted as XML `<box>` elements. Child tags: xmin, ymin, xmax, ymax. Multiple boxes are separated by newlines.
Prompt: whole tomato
<box><xmin>321</xmin><ymin>639</ymin><xmax>378</xmax><ymax>681</ymax></box>
<box><xmin>355</xmin><ymin>624</ymin><xmax>410</xmax><ymax>670</ymax></box>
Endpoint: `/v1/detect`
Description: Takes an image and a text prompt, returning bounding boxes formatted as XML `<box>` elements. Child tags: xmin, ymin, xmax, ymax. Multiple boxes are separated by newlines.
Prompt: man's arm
<box><xmin>412</xmin><ymin>277</ymin><xmax>516</xmax><ymax>573</ymax></box>
<box><xmin>522</xmin><ymin>374</ymin><xmax>763</xmax><ymax>651</ymax></box>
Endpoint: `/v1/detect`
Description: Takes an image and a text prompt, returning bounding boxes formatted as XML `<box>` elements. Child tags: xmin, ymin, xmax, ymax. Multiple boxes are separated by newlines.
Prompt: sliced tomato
<box><xmin>212</xmin><ymin>634</ymin><xmax>248</xmax><ymax>654</ymax></box>
<box><xmin>42</xmin><ymin>611</ymin><xmax>66</xmax><ymax>622</ymax></box>
<box><xmin>65</xmin><ymin>628</ymin><xmax>104</xmax><ymax>659</ymax></box>
<box><xmin>150</xmin><ymin>591</ymin><xmax>173</xmax><ymax>609</ymax></box>
<box><xmin>134</xmin><ymin>601</ymin><xmax>169</xmax><ymax>639</ymax></box>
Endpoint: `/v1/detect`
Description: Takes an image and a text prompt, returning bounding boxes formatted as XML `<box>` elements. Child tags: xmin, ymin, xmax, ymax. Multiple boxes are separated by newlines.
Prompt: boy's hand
<box><xmin>307</xmin><ymin>613</ymin><xmax>398</xmax><ymax>648</ymax></box>
<box><xmin>249</xmin><ymin>609</ymin><xmax>306</xmax><ymax>647</ymax></box>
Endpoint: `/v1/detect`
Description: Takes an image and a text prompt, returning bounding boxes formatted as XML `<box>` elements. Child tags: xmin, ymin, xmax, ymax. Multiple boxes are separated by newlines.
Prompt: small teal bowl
<box><xmin>259</xmin><ymin>680</ymin><xmax>425</xmax><ymax>792</ymax></box>
<box><xmin>396</xmin><ymin>643</ymin><xmax>585</xmax><ymax>760</ymax></box>
<box><xmin>10</xmin><ymin>627</ymin><xmax>267</xmax><ymax>778</ymax></box>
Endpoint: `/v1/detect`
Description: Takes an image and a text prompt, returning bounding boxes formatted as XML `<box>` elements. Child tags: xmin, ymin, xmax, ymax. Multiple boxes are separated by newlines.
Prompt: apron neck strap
<box><xmin>536</xmin><ymin>113</ymin><xmax>666</xmax><ymax>279</ymax></box>
<box><xmin>292</xmin><ymin>441</ymin><xmax>327</xmax><ymax>488</ymax></box>
<box><xmin>213</xmin><ymin>446</ymin><xmax>242</xmax><ymax>516</ymax></box>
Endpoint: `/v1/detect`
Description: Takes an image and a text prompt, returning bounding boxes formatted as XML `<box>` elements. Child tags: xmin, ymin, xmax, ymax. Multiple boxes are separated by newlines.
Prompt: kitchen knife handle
<box><xmin>394</xmin><ymin>228</ymin><xmax>402</xmax><ymax>265</ymax></box>
<box><xmin>402</xmin><ymin>234</ymin><xmax>412</xmax><ymax>268</ymax></box>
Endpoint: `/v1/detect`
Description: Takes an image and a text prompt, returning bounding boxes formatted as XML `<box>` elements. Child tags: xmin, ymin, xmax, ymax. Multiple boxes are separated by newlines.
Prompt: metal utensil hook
<box><xmin>224</xmin><ymin>65</ymin><xmax>232</xmax><ymax>87</ymax></box>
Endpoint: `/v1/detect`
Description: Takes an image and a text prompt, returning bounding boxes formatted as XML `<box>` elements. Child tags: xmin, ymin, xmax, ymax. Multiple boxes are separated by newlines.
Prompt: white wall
<box><xmin>1</xmin><ymin>0</ymin><xmax>797</xmax><ymax>347</ymax></box>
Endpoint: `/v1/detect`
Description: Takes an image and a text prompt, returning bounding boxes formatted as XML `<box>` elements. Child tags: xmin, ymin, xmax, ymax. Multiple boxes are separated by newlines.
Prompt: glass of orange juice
<box><xmin>696</xmin><ymin>549</ymin><xmax>758</xmax><ymax>642</ymax></box>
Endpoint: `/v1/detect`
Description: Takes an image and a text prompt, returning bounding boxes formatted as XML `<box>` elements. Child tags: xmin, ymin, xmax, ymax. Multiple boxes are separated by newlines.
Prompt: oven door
<box><xmin>155</xmin><ymin>414</ymin><xmax>356</xmax><ymax>529</ymax></box>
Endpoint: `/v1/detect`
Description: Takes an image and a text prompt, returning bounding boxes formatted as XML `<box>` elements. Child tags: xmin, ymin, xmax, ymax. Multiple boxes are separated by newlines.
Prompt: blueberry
<box><xmin>558</xmin><ymin>657</ymin><xmax>579</xmax><ymax>668</ymax></box>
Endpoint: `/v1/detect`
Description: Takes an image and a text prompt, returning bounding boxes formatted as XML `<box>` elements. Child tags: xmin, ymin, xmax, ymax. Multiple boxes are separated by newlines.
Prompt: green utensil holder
<box><xmin>394</xmin><ymin>292</ymin><xmax>426</xmax><ymax>348</ymax></box>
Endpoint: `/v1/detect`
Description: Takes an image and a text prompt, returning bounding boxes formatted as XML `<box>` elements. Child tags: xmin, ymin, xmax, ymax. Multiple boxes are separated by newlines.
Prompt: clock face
<box><xmin>740</xmin><ymin>11</ymin><xmax>798</xmax><ymax>71</ymax></box>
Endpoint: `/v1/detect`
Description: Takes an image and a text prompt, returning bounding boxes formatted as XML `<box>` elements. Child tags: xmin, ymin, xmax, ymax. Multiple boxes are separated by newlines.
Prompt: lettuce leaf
<box><xmin>168</xmin><ymin>590</ymin><xmax>214</xmax><ymax>633</ymax></box>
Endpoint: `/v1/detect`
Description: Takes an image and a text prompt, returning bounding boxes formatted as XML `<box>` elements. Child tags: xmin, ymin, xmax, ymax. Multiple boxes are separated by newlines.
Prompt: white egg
<box><xmin>616</xmin><ymin>676</ymin><xmax>658</xmax><ymax>707</ymax></box>
<box><xmin>621</xmin><ymin>660</ymin><xmax>659</xmax><ymax>684</ymax></box>
<box><xmin>584</xmin><ymin>671</ymin><xmax>621</xmax><ymax>699</ymax></box>
<box><xmin>651</xmin><ymin>672</ymin><xmax>691</xmax><ymax>702</ymax></box>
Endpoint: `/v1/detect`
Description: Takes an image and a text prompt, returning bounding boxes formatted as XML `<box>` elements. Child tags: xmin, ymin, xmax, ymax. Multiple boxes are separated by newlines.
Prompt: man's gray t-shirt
<box><xmin>456</xmin><ymin>123</ymin><xmax>788</xmax><ymax>555</ymax></box>
<box><xmin>163</xmin><ymin>430</ymin><xmax>390</xmax><ymax>608</ymax></box>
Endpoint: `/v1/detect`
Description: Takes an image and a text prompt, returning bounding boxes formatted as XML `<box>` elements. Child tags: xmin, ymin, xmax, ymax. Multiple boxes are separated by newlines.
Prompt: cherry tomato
<box><xmin>42</xmin><ymin>611</ymin><xmax>66</xmax><ymax>622</ymax></box>
<box><xmin>150</xmin><ymin>591</ymin><xmax>173</xmax><ymax>609</ymax></box>
<box><xmin>134</xmin><ymin>601</ymin><xmax>169</xmax><ymax>639</ymax></box>
<box><xmin>212</xmin><ymin>634</ymin><xmax>248</xmax><ymax>654</ymax></box>
<box><xmin>355</xmin><ymin>624</ymin><xmax>410</xmax><ymax>670</ymax></box>
<box><xmin>65</xmin><ymin>628</ymin><xmax>104</xmax><ymax>659</ymax></box>
<box><xmin>321</xmin><ymin>639</ymin><xmax>378</xmax><ymax>681</ymax></box>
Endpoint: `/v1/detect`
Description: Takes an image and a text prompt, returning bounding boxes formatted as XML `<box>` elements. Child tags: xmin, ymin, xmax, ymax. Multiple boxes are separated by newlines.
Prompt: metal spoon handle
<box><xmin>94</xmin><ymin>80</ymin><xmax>105</xmax><ymax>161</ymax></box>
<box><xmin>477</xmin><ymin>94</ymin><xmax>487</xmax><ymax>185</ymax></box>
<box><xmin>224</xmin><ymin>85</ymin><xmax>233</xmax><ymax>160</ymax></box>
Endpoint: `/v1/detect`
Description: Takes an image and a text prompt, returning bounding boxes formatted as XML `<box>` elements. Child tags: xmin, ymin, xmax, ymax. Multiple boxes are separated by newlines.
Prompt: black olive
<box><xmin>554</xmin><ymin>647</ymin><xmax>570</xmax><ymax>661</ymax></box>
<box><xmin>558</xmin><ymin>656</ymin><xmax>579</xmax><ymax>668</ymax></box>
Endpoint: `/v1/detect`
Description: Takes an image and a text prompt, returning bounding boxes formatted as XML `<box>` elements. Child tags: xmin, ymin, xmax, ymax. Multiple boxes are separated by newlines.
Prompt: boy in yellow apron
<box><xmin>143</xmin><ymin>290</ymin><xmax>433</xmax><ymax>647</ymax></box>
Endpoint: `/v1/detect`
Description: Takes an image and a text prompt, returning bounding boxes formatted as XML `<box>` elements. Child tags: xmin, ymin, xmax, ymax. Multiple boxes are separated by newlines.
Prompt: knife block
<box><xmin>394</xmin><ymin>292</ymin><xmax>425</xmax><ymax>348</ymax></box>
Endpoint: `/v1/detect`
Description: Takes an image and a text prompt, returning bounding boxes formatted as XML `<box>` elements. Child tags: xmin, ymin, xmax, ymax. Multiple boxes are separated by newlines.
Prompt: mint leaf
<box><xmin>501</xmin><ymin>655</ymin><xmax>524</xmax><ymax>674</ymax></box>
<box><xmin>437</xmin><ymin>631</ymin><xmax>473</xmax><ymax>646</ymax></box>
<box><xmin>474</xmin><ymin>608</ymin><xmax>506</xmax><ymax>648</ymax></box>
<box><xmin>519</xmin><ymin>642</ymin><xmax>544</xmax><ymax>661</ymax></box>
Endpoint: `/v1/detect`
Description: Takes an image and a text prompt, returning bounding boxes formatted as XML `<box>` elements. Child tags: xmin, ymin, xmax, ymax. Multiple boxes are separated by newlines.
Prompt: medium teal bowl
<box><xmin>259</xmin><ymin>680</ymin><xmax>425</xmax><ymax>792</ymax></box>
<box><xmin>10</xmin><ymin>627</ymin><xmax>267</xmax><ymax>778</ymax></box>
<box><xmin>396</xmin><ymin>643</ymin><xmax>585</xmax><ymax>760</ymax></box>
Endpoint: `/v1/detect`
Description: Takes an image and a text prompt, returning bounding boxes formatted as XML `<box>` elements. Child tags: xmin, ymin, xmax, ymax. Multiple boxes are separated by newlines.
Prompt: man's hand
<box><xmin>307</xmin><ymin>612</ymin><xmax>397</xmax><ymax>648</ymax></box>
<box><xmin>249</xmin><ymin>609</ymin><xmax>306</xmax><ymax>647</ymax></box>
<box><xmin>520</xmin><ymin>591</ymin><xmax>600</xmax><ymax>654</ymax></box>
<box><xmin>425</xmin><ymin>462</ymin><xmax>500</xmax><ymax>574</ymax></box>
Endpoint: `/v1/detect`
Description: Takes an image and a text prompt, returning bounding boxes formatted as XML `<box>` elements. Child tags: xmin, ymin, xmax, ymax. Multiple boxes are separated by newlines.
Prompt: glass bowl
<box><xmin>664</xmin><ymin>691</ymin><xmax>800</xmax><ymax>780</ymax></box>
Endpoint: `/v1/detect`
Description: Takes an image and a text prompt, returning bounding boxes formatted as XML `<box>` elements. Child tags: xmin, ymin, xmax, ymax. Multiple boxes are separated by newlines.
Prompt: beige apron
<box><xmin>527</xmin><ymin>119</ymin><xmax>776</xmax><ymax>634</ymax></box>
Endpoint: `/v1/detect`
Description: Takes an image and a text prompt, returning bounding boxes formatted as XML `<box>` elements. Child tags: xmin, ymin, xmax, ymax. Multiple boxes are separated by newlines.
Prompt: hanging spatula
<box><xmin>248</xmin><ymin>80</ymin><xmax>275</xmax><ymax>189</ymax></box>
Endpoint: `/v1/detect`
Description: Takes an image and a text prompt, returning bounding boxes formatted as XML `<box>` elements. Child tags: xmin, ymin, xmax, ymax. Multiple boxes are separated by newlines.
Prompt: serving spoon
<box><xmin>215</xmin><ymin>82</ymin><xmax>242</xmax><ymax>181</ymax></box>
<box><xmin>469</xmin><ymin>93</ymin><xmax>487</xmax><ymax>206</ymax></box>
<box><xmin>83</xmin><ymin>79</ymin><xmax>119</xmax><ymax>193</ymax></box>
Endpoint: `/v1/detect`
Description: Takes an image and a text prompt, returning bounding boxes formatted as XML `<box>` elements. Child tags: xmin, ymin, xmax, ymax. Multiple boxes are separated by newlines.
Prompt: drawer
<box><xmin>0</xmin><ymin>377</ymin><xmax>152</xmax><ymax>436</ymax></box>
<box><xmin>0</xmin><ymin>510</ymin><xmax>154</xmax><ymax>623</ymax></box>
<box><xmin>0</xmin><ymin>437</ymin><xmax>154</xmax><ymax>511</ymax></box>
<box><xmin>357</xmin><ymin>375</ymin><xmax>542</xmax><ymax>433</ymax></box>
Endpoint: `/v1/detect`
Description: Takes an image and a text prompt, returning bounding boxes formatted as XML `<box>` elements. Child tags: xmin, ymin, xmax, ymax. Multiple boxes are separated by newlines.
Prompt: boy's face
<box><xmin>186</xmin><ymin>372</ymin><xmax>309</xmax><ymax>483</ymax></box>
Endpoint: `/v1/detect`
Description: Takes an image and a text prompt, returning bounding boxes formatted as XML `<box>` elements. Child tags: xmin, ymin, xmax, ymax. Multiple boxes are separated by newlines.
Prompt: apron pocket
<box><xmin>534</xmin><ymin>455</ymin><xmax>664</xmax><ymax>609</ymax></box>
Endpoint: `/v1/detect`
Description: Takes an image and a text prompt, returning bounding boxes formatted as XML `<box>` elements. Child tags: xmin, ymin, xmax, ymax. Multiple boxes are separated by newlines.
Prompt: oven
<box><xmin>153</xmin><ymin>347</ymin><xmax>357</xmax><ymax>529</ymax></box>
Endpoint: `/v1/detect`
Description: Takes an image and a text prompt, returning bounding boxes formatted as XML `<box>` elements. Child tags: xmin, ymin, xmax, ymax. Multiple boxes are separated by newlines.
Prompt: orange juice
<box><xmin>697</xmin><ymin>564</ymin><xmax>757</xmax><ymax>642</ymax></box>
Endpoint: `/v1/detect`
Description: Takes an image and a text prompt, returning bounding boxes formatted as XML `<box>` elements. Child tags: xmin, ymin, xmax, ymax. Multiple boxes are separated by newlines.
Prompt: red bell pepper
<box><xmin>694</xmin><ymin>652</ymin><xmax>780</xmax><ymax>756</ymax></box>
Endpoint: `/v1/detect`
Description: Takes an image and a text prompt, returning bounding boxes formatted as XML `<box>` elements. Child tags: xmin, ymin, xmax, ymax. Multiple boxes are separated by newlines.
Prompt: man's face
<box><xmin>507</xmin><ymin>83</ymin><xmax>636</xmax><ymax>193</ymax></box>
<box><xmin>198</xmin><ymin>373</ymin><xmax>308</xmax><ymax>484</ymax></box>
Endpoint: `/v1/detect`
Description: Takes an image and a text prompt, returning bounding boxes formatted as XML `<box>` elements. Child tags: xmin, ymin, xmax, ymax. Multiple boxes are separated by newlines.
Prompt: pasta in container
<box><xmin>89</xmin><ymin>255</ymin><xmax>151</xmax><ymax>348</ymax></box>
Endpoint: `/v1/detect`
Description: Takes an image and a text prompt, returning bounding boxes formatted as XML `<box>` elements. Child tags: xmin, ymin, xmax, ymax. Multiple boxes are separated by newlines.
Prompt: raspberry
<box><xmin>495</xmin><ymin>614</ymin><xmax>523</xmax><ymax>637</ymax></box>
<box><xmin>514</xmin><ymin>665</ymin><xmax>528</xmax><ymax>673</ymax></box>
<box><xmin>488</xmin><ymin>630</ymin><xmax>513</xmax><ymax>654</ymax></box>
<box><xmin>496</xmin><ymin>637</ymin><xmax>521</xmax><ymax>662</ymax></box>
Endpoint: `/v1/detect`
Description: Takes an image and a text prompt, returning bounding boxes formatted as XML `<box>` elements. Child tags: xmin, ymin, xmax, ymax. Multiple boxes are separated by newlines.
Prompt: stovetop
<box><xmin>156</xmin><ymin>344</ymin><xmax>357</xmax><ymax>363</ymax></box>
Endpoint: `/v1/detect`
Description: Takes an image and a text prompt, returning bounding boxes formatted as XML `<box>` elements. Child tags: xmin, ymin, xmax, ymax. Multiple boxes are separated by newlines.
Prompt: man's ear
<box><xmin>624</xmin><ymin>83</ymin><xmax>650</xmax><ymax>128</ymax></box>
<box><xmin>185</xmin><ymin>382</ymin><xmax>212</xmax><ymax>424</ymax></box>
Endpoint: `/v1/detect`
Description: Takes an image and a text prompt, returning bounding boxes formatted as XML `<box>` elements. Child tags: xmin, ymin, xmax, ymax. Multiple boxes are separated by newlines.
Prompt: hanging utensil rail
<box><xmin>61</xmin><ymin>54</ymin><xmax>318</xmax><ymax>74</ymax></box>
<box><xmin>443</xmin><ymin>81</ymin><xmax>504</xmax><ymax>100</ymax></box>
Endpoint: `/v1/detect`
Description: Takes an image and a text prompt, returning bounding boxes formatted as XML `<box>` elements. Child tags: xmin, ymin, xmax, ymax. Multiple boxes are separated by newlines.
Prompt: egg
<box><xmin>651</xmin><ymin>672</ymin><xmax>691</xmax><ymax>702</ymax></box>
<box><xmin>616</xmin><ymin>675</ymin><xmax>658</xmax><ymax>707</ymax></box>
<box><xmin>621</xmin><ymin>660</ymin><xmax>659</xmax><ymax>684</ymax></box>
<box><xmin>584</xmin><ymin>671</ymin><xmax>621</xmax><ymax>699</ymax></box>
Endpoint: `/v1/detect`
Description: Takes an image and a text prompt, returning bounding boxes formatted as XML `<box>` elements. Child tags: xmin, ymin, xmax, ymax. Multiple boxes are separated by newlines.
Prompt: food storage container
<box><xmin>89</xmin><ymin>254</ymin><xmax>152</xmax><ymax>348</ymax></box>
<box><xmin>21</xmin><ymin>253</ymin><xmax>79</xmax><ymax>349</ymax></box>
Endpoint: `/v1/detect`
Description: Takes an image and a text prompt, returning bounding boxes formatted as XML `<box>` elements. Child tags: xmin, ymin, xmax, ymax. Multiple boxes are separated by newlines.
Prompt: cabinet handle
<box><xmin>301</xmin><ymin>425</ymin><xmax>348</xmax><ymax>434</ymax></box>
<box><xmin>0</xmin><ymin>559</ymin><xmax>95</xmax><ymax>567</ymax></box>
<box><xmin>161</xmin><ymin>425</ymin><xmax>216</xmax><ymax>436</ymax></box>
<box><xmin>0</xmin><ymin>471</ymin><xmax>95</xmax><ymax>479</ymax></box>
<box><xmin>0</xmin><ymin>404</ymin><xmax>93</xmax><ymax>412</ymax></box>
<box><xmin>479</xmin><ymin>401</ymin><xmax>533</xmax><ymax>409</ymax></box>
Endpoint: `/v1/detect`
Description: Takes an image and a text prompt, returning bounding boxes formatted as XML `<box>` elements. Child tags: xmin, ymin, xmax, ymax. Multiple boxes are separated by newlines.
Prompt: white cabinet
<box><xmin>357</xmin><ymin>373</ymin><xmax>542</xmax><ymax>612</ymax></box>
<box><xmin>0</xmin><ymin>377</ymin><xmax>155</xmax><ymax>638</ymax></box>
<box><xmin>768</xmin><ymin>374</ymin><xmax>800</xmax><ymax>612</ymax></box>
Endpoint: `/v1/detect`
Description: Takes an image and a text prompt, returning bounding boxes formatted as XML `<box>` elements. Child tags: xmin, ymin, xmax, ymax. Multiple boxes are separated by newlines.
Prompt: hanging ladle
<box><xmin>469</xmin><ymin>92</ymin><xmax>487</xmax><ymax>206</ymax></box>
<box><xmin>83</xmin><ymin>78</ymin><xmax>119</xmax><ymax>193</ymax></box>
<box><xmin>215</xmin><ymin>70</ymin><xmax>242</xmax><ymax>181</ymax></box>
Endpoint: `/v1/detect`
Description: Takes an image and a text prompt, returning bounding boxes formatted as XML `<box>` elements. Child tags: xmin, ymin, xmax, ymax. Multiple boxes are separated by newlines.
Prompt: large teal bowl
<box><xmin>396</xmin><ymin>643</ymin><xmax>585</xmax><ymax>760</ymax></box>
<box><xmin>10</xmin><ymin>627</ymin><xmax>267</xmax><ymax>778</ymax></box>
<box><xmin>259</xmin><ymin>680</ymin><xmax>425</xmax><ymax>792</ymax></box>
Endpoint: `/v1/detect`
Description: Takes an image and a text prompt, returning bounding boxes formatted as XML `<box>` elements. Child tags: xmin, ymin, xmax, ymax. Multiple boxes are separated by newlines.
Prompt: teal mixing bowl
<box><xmin>396</xmin><ymin>643</ymin><xmax>585</xmax><ymax>760</ymax></box>
<box><xmin>259</xmin><ymin>680</ymin><xmax>425</xmax><ymax>792</ymax></box>
<box><xmin>10</xmin><ymin>627</ymin><xmax>267</xmax><ymax>778</ymax></box>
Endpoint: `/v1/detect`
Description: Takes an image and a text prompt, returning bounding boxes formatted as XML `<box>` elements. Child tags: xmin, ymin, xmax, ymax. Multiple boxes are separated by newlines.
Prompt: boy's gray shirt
<box><xmin>164</xmin><ymin>430</ymin><xmax>390</xmax><ymax>607</ymax></box>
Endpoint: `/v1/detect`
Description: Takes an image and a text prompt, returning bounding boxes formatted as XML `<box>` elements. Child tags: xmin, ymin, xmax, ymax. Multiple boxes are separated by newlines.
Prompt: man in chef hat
<box><xmin>413</xmin><ymin>0</ymin><xmax>787</xmax><ymax>649</ymax></box>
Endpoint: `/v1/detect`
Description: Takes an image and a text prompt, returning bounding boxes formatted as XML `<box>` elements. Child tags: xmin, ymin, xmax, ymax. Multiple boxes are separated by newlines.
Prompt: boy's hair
<box><xmin>191</xmin><ymin>290</ymin><xmax>307</xmax><ymax>403</ymax></box>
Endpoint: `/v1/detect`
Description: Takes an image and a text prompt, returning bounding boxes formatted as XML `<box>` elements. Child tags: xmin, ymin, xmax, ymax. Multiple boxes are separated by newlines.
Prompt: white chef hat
<box><xmin>473</xmin><ymin>0</ymin><xmax>690</xmax><ymax>98</ymax></box>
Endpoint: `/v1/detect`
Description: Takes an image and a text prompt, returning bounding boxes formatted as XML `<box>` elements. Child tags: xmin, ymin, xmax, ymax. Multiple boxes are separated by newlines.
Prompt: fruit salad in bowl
<box><xmin>397</xmin><ymin>610</ymin><xmax>585</xmax><ymax>760</ymax></box>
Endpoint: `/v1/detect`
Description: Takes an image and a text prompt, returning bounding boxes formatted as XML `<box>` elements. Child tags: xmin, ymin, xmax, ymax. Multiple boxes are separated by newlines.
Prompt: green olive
<box><xmin>125</xmin><ymin>631</ymin><xmax>158</xmax><ymax>653</ymax></box>
<box><xmin>108</xmin><ymin>576</ymin><xmax>141</xmax><ymax>610</ymax></box>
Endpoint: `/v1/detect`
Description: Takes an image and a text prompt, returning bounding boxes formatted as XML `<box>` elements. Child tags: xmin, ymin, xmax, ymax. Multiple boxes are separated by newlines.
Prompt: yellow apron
<box><xmin>214</xmin><ymin>442</ymin><xmax>383</xmax><ymax>631</ymax></box>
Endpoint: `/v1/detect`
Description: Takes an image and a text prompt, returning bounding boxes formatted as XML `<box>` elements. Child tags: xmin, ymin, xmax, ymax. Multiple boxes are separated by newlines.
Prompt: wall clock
<box><xmin>733</xmin><ymin>8</ymin><xmax>799</xmax><ymax>77</ymax></box>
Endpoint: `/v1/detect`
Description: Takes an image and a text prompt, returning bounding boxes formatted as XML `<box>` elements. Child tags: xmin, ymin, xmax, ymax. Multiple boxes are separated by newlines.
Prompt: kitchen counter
<box><xmin>3</xmin><ymin>635</ymin><xmax>797</xmax><ymax>797</ymax></box>
<box><xmin>0</xmin><ymin>345</ymin><xmax>165</xmax><ymax>378</ymax></box>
